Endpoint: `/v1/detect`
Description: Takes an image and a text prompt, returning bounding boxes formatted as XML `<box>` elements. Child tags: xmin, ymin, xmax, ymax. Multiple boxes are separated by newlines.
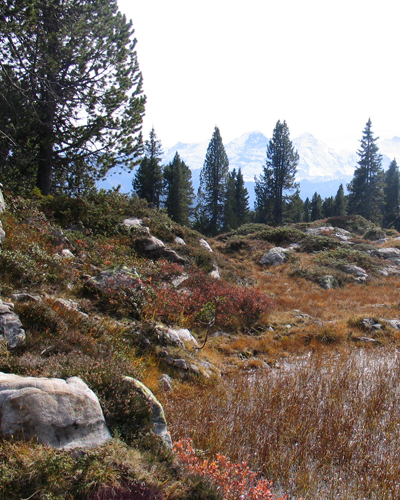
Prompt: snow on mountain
<box><xmin>99</xmin><ymin>132</ymin><xmax>400</xmax><ymax>202</ymax></box>
<box><xmin>164</xmin><ymin>131</ymin><xmax>357</xmax><ymax>183</ymax></box>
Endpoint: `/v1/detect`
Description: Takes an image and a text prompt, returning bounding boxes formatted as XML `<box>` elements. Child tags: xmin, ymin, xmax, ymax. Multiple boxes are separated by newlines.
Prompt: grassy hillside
<box><xmin>1</xmin><ymin>191</ymin><xmax>400</xmax><ymax>499</ymax></box>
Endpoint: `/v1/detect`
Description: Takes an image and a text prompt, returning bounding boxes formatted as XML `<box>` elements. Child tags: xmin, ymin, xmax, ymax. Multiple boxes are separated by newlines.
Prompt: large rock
<box><xmin>0</xmin><ymin>373</ymin><xmax>111</xmax><ymax>450</ymax></box>
<box><xmin>123</xmin><ymin>377</ymin><xmax>172</xmax><ymax>449</ymax></box>
<box><xmin>260</xmin><ymin>247</ymin><xmax>289</xmax><ymax>266</ymax></box>
<box><xmin>342</xmin><ymin>265</ymin><xmax>369</xmax><ymax>279</ymax></box>
<box><xmin>199</xmin><ymin>238</ymin><xmax>213</xmax><ymax>253</ymax></box>
<box><xmin>374</xmin><ymin>247</ymin><xmax>400</xmax><ymax>265</ymax></box>
<box><xmin>0</xmin><ymin>301</ymin><xmax>25</xmax><ymax>348</ymax></box>
<box><xmin>87</xmin><ymin>265</ymin><xmax>140</xmax><ymax>291</ymax></box>
<box><xmin>137</xmin><ymin>236</ymin><xmax>186</xmax><ymax>264</ymax></box>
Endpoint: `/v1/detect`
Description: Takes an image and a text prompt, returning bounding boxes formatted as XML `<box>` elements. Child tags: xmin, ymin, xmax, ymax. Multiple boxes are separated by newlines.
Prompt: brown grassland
<box><xmin>2</xmin><ymin>194</ymin><xmax>400</xmax><ymax>499</ymax></box>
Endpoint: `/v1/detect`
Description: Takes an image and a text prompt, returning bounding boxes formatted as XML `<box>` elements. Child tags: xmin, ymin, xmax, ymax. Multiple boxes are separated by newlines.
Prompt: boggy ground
<box><xmin>2</xmin><ymin>193</ymin><xmax>400</xmax><ymax>499</ymax></box>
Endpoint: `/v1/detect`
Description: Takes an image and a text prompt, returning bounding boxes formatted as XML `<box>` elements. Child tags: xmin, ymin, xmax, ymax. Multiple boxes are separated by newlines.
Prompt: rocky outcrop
<box><xmin>260</xmin><ymin>247</ymin><xmax>289</xmax><ymax>266</ymax></box>
<box><xmin>0</xmin><ymin>301</ymin><xmax>25</xmax><ymax>348</ymax></box>
<box><xmin>136</xmin><ymin>236</ymin><xmax>186</xmax><ymax>264</ymax></box>
<box><xmin>342</xmin><ymin>265</ymin><xmax>368</xmax><ymax>280</ymax></box>
<box><xmin>0</xmin><ymin>373</ymin><xmax>111</xmax><ymax>450</ymax></box>
<box><xmin>199</xmin><ymin>238</ymin><xmax>213</xmax><ymax>253</ymax></box>
<box><xmin>87</xmin><ymin>265</ymin><xmax>140</xmax><ymax>291</ymax></box>
<box><xmin>123</xmin><ymin>377</ymin><xmax>172</xmax><ymax>449</ymax></box>
<box><xmin>373</xmin><ymin>247</ymin><xmax>400</xmax><ymax>266</ymax></box>
<box><xmin>157</xmin><ymin>326</ymin><xmax>199</xmax><ymax>348</ymax></box>
<box><xmin>319</xmin><ymin>275</ymin><xmax>339</xmax><ymax>289</ymax></box>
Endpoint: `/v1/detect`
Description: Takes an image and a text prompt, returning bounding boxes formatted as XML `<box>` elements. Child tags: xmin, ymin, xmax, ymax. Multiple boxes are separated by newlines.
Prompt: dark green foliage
<box><xmin>334</xmin><ymin>184</ymin><xmax>347</xmax><ymax>216</ymax></box>
<box><xmin>347</xmin><ymin>119</ymin><xmax>384</xmax><ymax>222</ymax></box>
<box><xmin>223</xmin><ymin>168</ymin><xmax>249</xmax><ymax>231</ymax></box>
<box><xmin>310</xmin><ymin>192</ymin><xmax>323</xmax><ymax>221</ymax></box>
<box><xmin>0</xmin><ymin>0</ymin><xmax>145</xmax><ymax>195</ymax></box>
<box><xmin>133</xmin><ymin>128</ymin><xmax>164</xmax><ymax>209</ymax></box>
<box><xmin>322</xmin><ymin>196</ymin><xmax>335</xmax><ymax>218</ymax></box>
<box><xmin>383</xmin><ymin>159</ymin><xmax>400</xmax><ymax>227</ymax></box>
<box><xmin>196</xmin><ymin>127</ymin><xmax>229</xmax><ymax>236</ymax></box>
<box><xmin>303</xmin><ymin>197</ymin><xmax>311</xmax><ymax>222</ymax></box>
<box><xmin>255</xmin><ymin>120</ymin><xmax>299</xmax><ymax>225</ymax></box>
<box><xmin>287</xmin><ymin>190</ymin><xmax>304</xmax><ymax>222</ymax></box>
<box><xmin>163</xmin><ymin>152</ymin><xmax>195</xmax><ymax>226</ymax></box>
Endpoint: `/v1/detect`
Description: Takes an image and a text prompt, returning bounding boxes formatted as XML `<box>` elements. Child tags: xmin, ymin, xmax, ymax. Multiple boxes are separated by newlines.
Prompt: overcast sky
<box><xmin>117</xmin><ymin>0</ymin><xmax>400</xmax><ymax>152</ymax></box>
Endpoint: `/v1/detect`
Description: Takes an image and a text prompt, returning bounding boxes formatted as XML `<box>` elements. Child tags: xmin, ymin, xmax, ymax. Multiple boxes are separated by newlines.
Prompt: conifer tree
<box><xmin>224</xmin><ymin>170</ymin><xmax>238</xmax><ymax>231</ymax></box>
<box><xmin>287</xmin><ymin>190</ymin><xmax>304</xmax><ymax>223</ymax></box>
<box><xmin>334</xmin><ymin>184</ymin><xmax>347</xmax><ymax>216</ymax></box>
<box><xmin>384</xmin><ymin>159</ymin><xmax>400</xmax><ymax>217</ymax></box>
<box><xmin>132</xmin><ymin>128</ymin><xmax>164</xmax><ymax>208</ymax></box>
<box><xmin>0</xmin><ymin>0</ymin><xmax>145</xmax><ymax>195</ymax></box>
<box><xmin>310</xmin><ymin>192</ymin><xmax>323</xmax><ymax>221</ymax></box>
<box><xmin>347</xmin><ymin>119</ymin><xmax>384</xmax><ymax>222</ymax></box>
<box><xmin>322</xmin><ymin>196</ymin><xmax>335</xmax><ymax>218</ymax></box>
<box><xmin>234</xmin><ymin>168</ymin><xmax>250</xmax><ymax>226</ymax></box>
<box><xmin>163</xmin><ymin>152</ymin><xmax>194</xmax><ymax>226</ymax></box>
<box><xmin>255</xmin><ymin>120</ymin><xmax>299</xmax><ymax>225</ymax></box>
<box><xmin>196</xmin><ymin>126</ymin><xmax>229</xmax><ymax>235</ymax></box>
<box><xmin>303</xmin><ymin>197</ymin><xmax>311</xmax><ymax>223</ymax></box>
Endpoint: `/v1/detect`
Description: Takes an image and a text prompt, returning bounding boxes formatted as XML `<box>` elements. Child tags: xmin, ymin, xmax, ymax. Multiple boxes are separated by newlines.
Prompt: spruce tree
<box><xmin>255</xmin><ymin>120</ymin><xmax>299</xmax><ymax>225</ymax></box>
<box><xmin>163</xmin><ymin>152</ymin><xmax>195</xmax><ymax>226</ymax></box>
<box><xmin>384</xmin><ymin>159</ymin><xmax>400</xmax><ymax>217</ymax></box>
<box><xmin>310</xmin><ymin>192</ymin><xmax>323</xmax><ymax>221</ymax></box>
<box><xmin>0</xmin><ymin>0</ymin><xmax>145</xmax><ymax>195</ymax></box>
<box><xmin>303</xmin><ymin>197</ymin><xmax>311</xmax><ymax>223</ymax></box>
<box><xmin>196</xmin><ymin>126</ymin><xmax>229</xmax><ymax>235</ymax></box>
<box><xmin>224</xmin><ymin>170</ymin><xmax>238</xmax><ymax>231</ymax></box>
<box><xmin>334</xmin><ymin>184</ymin><xmax>347</xmax><ymax>216</ymax></box>
<box><xmin>132</xmin><ymin>128</ymin><xmax>164</xmax><ymax>208</ymax></box>
<box><xmin>234</xmin><ymin>168</ymin><xmax>250</xmax><ymax>226</ymax></box>
<box><xmin>347</xmin><ymin>119</ymin><xmax>384</xmax><ymax>222</ymax></box>
<box><xmin>287</xmin><ymin>190</ymin><xmax>304</xmax><ymax>223</ymax></box>
<box><xmin>322</xmin><ymin>196</ymin><xmax>335</xmax><ymax>218</ymax></box>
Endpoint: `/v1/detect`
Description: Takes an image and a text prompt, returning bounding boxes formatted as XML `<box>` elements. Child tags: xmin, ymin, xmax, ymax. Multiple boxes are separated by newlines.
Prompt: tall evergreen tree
<box><xmin>286</xmin><ymin>190</ymin><xmax>304</xmax><ymax>223</ymax></box>
<box><xmin>255</xmin><ymin>120</ymin><xmax>299</xmax><ymax>225</ymax></box>
<box><xmin>303</xmin><ymin>197</ymin><xmax>311</xmax><ymax>223</ymax></box>
<box><xmin>234</xmin><ymin>168</ymin><xmax>250</xmax><ymax>226</ymax></box>
<box><xmin>322</xmin><ymin>196</ymin><xmax>335</xmax><ymax>218</ymax></box>
<box><xmin>224</xmin><ymin>170</ymin><xmax>238</xmax><ymax>231</ymax></box>
<box><xmin>310</xmin><ymin>192</ymin><xmax>323</xmax><ymax>221</ymax></box>
<box><xmin>334</xmin><ymin>184</ymin><xmax>347</xmax><ymax>216</ymax></box>
<box><xmin>0</xmin><ymin>0</ymin><xmax>145</xmax><ymax>195</ymax></box>
<box><xmin>132</xmin><ymin>128</ymin><xmax>164</xmax><ymax>208</ymax></box>
<box><xmin>163</xmin><ymin>152</ymin><xmax>194</xmax><ymax>226</ymax></box>
<box><xmin>384</xmin><ymin>159</ymin><xmax>400</xmax><ymax>217</ymax></box>
<box><xmin>196</xmin><ymin>126</ymin><xmax>229</xmax><ymax>235</ymax></box>
<box><xmin>347</xmin><ymin>119</ymin><xmax>384</xmax><ymax>222</ymax></box>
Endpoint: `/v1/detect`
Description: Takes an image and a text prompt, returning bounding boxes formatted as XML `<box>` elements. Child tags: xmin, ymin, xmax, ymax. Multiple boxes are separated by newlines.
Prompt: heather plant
<box><xmin>174</xmin><ymin>439</ymin><xmax>287</xmax><ymax>500</ymax></box>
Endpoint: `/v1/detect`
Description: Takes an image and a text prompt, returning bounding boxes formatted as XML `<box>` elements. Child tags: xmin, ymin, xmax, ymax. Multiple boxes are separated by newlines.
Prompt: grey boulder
<box><xmin>0</xmin><ymin>373</ymin><xmax>111</xmax><ymax>450</ymax></box>
<box><xmin>0</xmin><ymin>301</ymin><xmax>25</xmax><ymax>348</ymax></box>
<box><xmin>260</xmin><ymin>247</ymin><xmax>289</xmax><ymax>266</ymax></box>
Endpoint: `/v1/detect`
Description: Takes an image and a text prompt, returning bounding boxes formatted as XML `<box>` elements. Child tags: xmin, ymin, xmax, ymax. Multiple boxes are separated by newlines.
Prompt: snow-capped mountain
<box><xmin>99</xmin><ymin>131</ymin><xmax>400</xmax><ymax>205</ymax></box>
<box><xmin>163</xmin><ymin>131</ymin><xmax>358</xmax><ymax>183</ymax></box>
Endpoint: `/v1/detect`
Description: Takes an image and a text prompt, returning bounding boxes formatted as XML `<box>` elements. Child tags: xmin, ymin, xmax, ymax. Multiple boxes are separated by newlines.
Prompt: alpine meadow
<box><xmin>2</xmin><ymin>2</ymin><xmax>400</xmax><ymax>500</ymax></box>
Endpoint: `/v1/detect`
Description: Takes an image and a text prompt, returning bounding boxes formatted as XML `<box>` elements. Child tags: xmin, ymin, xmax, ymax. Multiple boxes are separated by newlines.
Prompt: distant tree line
<box><xmin>1</xmin><ymin>2</ymin><xmax>398</xmax><ymax>233</ymax></box>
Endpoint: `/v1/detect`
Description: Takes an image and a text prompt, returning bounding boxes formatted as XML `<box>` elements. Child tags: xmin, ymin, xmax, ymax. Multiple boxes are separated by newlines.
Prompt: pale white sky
<box><xmin>118</xmin><ymin>0</ymin><xmax>400</xmax><ymax>152</ymax></box>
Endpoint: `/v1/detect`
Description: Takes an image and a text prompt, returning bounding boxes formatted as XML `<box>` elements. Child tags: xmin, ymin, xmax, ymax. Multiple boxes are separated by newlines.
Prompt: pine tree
<box><xmin>347</xmin><ymin>119</ymin><xmax>384</xmax><ymax>222</ymax></box>
<box><xmin>303</xmin><ymin>197</ymin><xmax>311</xmax><ymax>223</ymax></box>
<box><xmin>163</xmin><ymin>152</ymin><xmax>195</xmax><ymax>226</ymax></box>
<box><xmin>286</xmin><ymin>190</ymin><xmax>304</xmax><ymax>222</ymax></box>
<box><xmin>334</xmin><ymin>184</ymin><xmax>347</xmax><ymax>216</ymax></box>
<box><xmin>384</xmin><ymin>159</ymin><xmax>400</xmax><ymax>217</ymax></box>
<box><xmin>322</xmin><ymin>196</ymin><xmax>335</xmax><ymax>218</ymax></box>
<box><xmin>234</xmin><ymin>168</ymin><xmax>250</xmax><ymax>226</ymax></box>
<box><xmin>255</xmin><ymin>120</ymin><xmax>299</xmax><ymax>225</ymax></box>
<box><xmin>196</xmin><ymin>127</ymin><xmax>229</xmax><ymax>235</ymax></box>
<box><xmin>0</xmin><ymin>0</ymin><xmax>145</xmax><ymax>195</ymax></box>
<box><xmin>132</xmin><ymin>128</ymin><xmax>164</xmax><ymax>208</ymax></box>
<box><xmin>224</xmin><ymin>170</ymin><xmax>238</xmax><ymax>231</ymax></box>
<box><xmin>310</xmin><ymin>192</ymin><xmax>323</xmax><ymax>221</ymax></box>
